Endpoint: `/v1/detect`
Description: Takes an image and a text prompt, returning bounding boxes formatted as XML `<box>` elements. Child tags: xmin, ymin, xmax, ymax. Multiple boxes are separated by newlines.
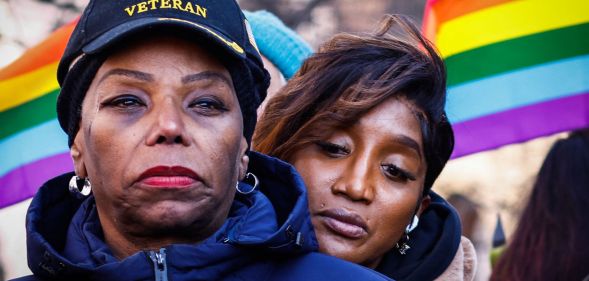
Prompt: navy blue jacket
<box><xmin>376</xmin><ymin>192</ymin><xmax>462</xmax><ymax>281</ymax></box>
<box><xmin>12</xmin><ymin>152</ymin><xmax>391</xmax><ymax>281</ymax></box>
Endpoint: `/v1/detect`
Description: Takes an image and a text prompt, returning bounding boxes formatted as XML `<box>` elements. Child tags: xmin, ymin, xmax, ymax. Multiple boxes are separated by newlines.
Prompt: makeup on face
<box><xmin>136</xmin><ymin>166</ymin><xmax>202</xmax><ymax>189</ymax></box>
<box><xmin>291</xmin><ymin>97</ymin><xmax>427</xmax><ymax>268</ymax></box>
<box><xmin>73</xmin><ymin>36</ymin><xmax>247</xmax><ymax>245</ymax></box>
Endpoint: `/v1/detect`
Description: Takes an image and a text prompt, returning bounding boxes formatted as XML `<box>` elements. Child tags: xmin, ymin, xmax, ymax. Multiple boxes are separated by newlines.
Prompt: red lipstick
<box><xmin>317</xmin><ymin>208</ymin><xmax>368</xmax><ymax>239</ymax></box>
<box><xmin>137</xmin><ymin>166</ymin><xmax>200</xmax><ymax>188</ymax></box>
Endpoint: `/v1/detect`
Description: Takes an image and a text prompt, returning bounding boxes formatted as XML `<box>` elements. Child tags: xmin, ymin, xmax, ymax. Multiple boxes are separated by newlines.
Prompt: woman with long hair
<box><xmin>491</xmin><ymin>130</ymin><xmax>589</xmax><ymax>281</ymax></box>
<box><xmin>254</xmin><ymin>15</ymin><xmax>476</xmax><ymax>280</ymax></box>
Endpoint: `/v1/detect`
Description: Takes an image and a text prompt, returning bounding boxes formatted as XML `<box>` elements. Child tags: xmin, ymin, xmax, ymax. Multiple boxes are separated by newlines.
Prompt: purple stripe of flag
<box><xmin>452</xmin><ymin>92</ymin><xmax>589</xmax><ymax>158</ymax></box>
<box><xmin>0</xmin><ymin>152</ymin><xmax>72</xmax><ymax>208</ymax></box>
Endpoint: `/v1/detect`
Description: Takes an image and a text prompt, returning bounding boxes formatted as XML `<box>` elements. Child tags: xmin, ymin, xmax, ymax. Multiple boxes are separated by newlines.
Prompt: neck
<box><xmin>96</xmin><ymin>210</ymin><xmax>205</xmax><ymax>260</ymax></box>
<box><xmin>365</xmin><ymin>255</ymin><xmax>384</xmax><ymax>270</ymax></box>
<box><xmin>103</xmin><ymin>226</ymin><xmax>199</xmax><ymax>259</ymax></box>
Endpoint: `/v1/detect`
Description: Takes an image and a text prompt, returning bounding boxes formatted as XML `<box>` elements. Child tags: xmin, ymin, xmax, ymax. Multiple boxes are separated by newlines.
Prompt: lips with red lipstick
<box><xmin>137</xmin><ymin>166</ymin><xmax>201</xmax><ymax>188</ymax></box>
<box><xmin>317</xmin><ymin>208</ymin><xmax>368</xmax><ymax>239</ymax></box>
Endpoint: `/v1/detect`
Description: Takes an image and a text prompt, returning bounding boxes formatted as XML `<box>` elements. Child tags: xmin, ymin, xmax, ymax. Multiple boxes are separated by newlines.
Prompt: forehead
<box><xmin>354</xmin><ymin>97</ymin><xmax>423</xmax><ymax>145</ymax></box>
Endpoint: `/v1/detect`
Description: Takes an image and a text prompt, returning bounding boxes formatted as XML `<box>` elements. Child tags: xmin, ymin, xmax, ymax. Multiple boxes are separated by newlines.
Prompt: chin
<box><xmin>319</xmin><ymin>243</ymin><xmax>374</xmax><ymax>268</ymax></box>
<box><xmin>125</xmin><ymin>202</ymin><xmax>221</xmax><ymax>237</ymax></box>
<box><xmin>317</xmin><ymin>233</ymin><xmax>353</xmax><ymax>259</ymax></box>
<box><xmin>316</xmin><ymin>230</ymin><xmax>379</xmax><ymax>267</ymax></box>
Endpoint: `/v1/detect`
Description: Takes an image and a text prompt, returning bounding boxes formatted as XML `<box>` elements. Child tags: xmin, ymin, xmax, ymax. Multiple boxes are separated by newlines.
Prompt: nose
<box><xmin>146</xmin><ymin>97</ymin><xmax>190</xmax><ymax>146</ymax></box>
<box><xmin>330</xmin><ymin>155</ymin><xmax>375</xmax><ymax>204</ymax></box>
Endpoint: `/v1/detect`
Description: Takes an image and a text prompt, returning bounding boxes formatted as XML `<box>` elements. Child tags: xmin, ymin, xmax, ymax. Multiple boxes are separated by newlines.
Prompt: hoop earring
<box><xmin>69</xmin><ymin>175</ymin><xmax>92</xmax><ymax>198</ymax></box>
<box><xmin>236</xmin><ymin>172</ymin><xmax>259</xmax><ymax>195</ymax></box>
<box><xmin>395</xmin><ymin>232</ymin><xmax>411</xmax><ymax>255</ymax></box>
<box><xmin>405</xmin><ymin>215</ymin><xmax>419</xmax><ymax>233</ymax></box>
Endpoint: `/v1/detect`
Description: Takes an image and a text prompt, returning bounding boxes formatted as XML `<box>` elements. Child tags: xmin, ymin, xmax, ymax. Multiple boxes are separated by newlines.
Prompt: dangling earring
<box><xmin>397</xmin><ymin>215</ymin><xmax>419</xmax><ymax>255</ymax></box>
<box><xmin>405</xmin><ymin>215</ymin><xmax>419</xmax><ymax>233</ymax></box>
<box><xmin>69</xmin><ymin>175</ymin><xmax>92</xmax><ymax>198</ymax></box>
<box><xmin>395</xmin><ymin>232</ymin><xmax>411</xmax><ymax>255</ymax></box>
<box><xmin>236</xmin><ymin>172</ymin><xmax>259</xmax><ymax>195</ymax></box>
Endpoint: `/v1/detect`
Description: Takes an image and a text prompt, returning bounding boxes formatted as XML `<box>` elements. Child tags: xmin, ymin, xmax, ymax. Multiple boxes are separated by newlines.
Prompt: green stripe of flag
<box><xmin>0</xmin><ymin>89</ymin><xmax>59</xmax><ymax>141</ymax></box>
<box><xmin>446</xmin><ymin>22</ymin><xmax>589</xmax><ymax>87</ymax></box>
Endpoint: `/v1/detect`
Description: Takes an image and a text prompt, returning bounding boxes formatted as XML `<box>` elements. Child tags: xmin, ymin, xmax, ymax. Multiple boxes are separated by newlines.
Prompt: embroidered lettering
<box><xmin>136</xmin><ymin>2</ymin><xmax>148</xmax><ymax>13</ymax></box>
<box><xmin>147</xmin><ymin>0</ymin><xmax>159</xmax><ymax>9</ymax></box>
<box><xmin>173</xmin><ymin>0</ymin><xmax>184</xmax><ymax>10</ymax></box>
<box><xmin>124</xmin><ymin>5</ymin><xmax>136</xmax><ymax>16</ymax></box>
<box><xmin>123</xmin><ymin>0</ymin><xmax>207</xmax><ymax>18</ymax></box>
<box><xmin>160</xmin><ymin>0</ymin><xmax>171</xmax><ymax>8</ymax></box>
<box><xmin>195</xmin><ymin>5</ymin><xmax>207</xmax><ymax>18</ymax></box>
<box><xmin>183</xmin><ymin>2</ymin><xmax>195</xmax><ymax>14</ymax></box>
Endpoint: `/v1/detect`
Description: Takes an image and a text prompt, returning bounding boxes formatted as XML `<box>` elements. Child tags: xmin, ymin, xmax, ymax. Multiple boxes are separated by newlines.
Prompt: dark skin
<box><xmin>70</xmin><ymin>36</ymin><xmax>249</xmax><ymax>259</ymax></box>
<box><xmin>290</xmin><ymin>97</ymin><xmax>430</xmax><ymax>268</ymax></box>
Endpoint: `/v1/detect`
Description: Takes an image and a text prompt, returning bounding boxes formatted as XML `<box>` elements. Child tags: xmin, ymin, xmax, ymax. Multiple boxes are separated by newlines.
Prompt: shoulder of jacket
<box><xmin>434</xmin><ymin>236</ymin><xmax>478</xmax><ymax>281</ymax></box>
<box><xmin>268</xmin><ymin>252</ymin><xmax>393</xmax><ymax>281</ymax></box>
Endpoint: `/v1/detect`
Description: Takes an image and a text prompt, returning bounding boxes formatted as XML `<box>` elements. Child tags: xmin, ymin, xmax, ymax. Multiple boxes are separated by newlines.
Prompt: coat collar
<box><xmin>25</xmin><ymin>152</ymin><xmax>318</xmax><ymax>279</ymax></box>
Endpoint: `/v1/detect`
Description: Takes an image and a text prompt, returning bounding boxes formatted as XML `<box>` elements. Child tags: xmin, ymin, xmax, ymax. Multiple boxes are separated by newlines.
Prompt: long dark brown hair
<box><xmin>491</xmin><ymin>130</ymin><xmax>589</xmax><ymax>281</ymax></box>
<box><xmin>253</xmin><ymin>14</ymin><xmax>453</xmax><ymax>191</ymax></box>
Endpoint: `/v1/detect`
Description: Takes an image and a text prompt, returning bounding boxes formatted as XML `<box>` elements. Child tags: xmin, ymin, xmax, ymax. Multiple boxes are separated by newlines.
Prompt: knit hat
<box><xmin>243</xmin><ymin>10</ymin><xmax>313</xmax><ymax>80</ymax></box>
<box><xmin>57</xmin><ymin>0</ymin><xmax>270</xmax><ymax>148</ymax></box>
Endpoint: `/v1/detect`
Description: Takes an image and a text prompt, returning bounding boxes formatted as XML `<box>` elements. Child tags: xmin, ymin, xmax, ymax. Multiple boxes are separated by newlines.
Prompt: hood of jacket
<box><xmin>375</xmin><ymin>192</ymin><xmax>462</xmax><ymax>281</ymax></box>
<box><xmin>24</xmin><ymin>152</ymin><xmax>319</xmax><ymax>280</ymax></box>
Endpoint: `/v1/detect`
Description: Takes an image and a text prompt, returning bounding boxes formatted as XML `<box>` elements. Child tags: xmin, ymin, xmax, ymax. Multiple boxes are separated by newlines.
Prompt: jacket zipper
<box><xmin>148</xmin><ymin>248</ymin><xmax>168</xmax><ymax>281</ymax></box>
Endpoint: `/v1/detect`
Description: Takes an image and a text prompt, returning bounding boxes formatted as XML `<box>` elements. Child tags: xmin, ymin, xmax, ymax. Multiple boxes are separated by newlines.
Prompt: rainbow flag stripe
<box><xmin>423</xmin><ymin>0</ymin><xmax>589</xmax><ymax>158</ymax></box>
<box><xmin>0</xmin><ymin>22</ymin><xmax>76</xmax><ymax>208</ymax></box>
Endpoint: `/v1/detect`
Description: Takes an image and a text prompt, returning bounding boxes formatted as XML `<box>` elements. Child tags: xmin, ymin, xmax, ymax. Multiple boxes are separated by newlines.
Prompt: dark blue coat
<box><xmin>12</xmin><ymin>152</ymin><xmax>391</xmax><ymax>281</ymax></box>
<box><xmin>376</xmin><ymin>192</ymin><xmax>462</xmax><ymax>281</ymax></box>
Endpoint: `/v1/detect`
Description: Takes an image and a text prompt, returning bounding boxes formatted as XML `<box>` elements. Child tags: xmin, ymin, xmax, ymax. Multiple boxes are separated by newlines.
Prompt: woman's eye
<box><xmin>382</xmin><ymin>164</ymin><xmax>416</xmax><ymax>182</ymax></box>
<box><xmin>104</xmin><ymin>95</ymin><xmax>145</xmax><ymax>109</ymax></box>
<box><xmin>315</xmin><ymin>140</ymin><xmax>350</xmax><ymax>157</ymax></box>
<box><xmin>189</xmin><ymin>98</ymin><xmax>227</xmax><ymax>113</ymax></box>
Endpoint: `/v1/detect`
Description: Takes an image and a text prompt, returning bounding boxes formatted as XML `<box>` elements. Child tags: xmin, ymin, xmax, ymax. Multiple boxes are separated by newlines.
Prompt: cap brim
<box><xmin>82</xmin><ymin>17</ymin><xmax>246</xmax><ymax>59</ymax></box>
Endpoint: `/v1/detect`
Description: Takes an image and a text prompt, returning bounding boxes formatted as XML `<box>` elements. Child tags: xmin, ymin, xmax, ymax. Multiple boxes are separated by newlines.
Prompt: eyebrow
<box><xmin>98</xmin><ymin>68</ymin><xmax>154</xmax><ymax>84</ymax></box>
<box><xmin>181</xmin><ymin>71</ymin><xmax>232</xmax><ymax>87</ymax></box>
<box><xmin>97</xmin><ymin>69</ymin><xmax>232</xmax><ymax>89</ymax></box>
<box><xmin>393</xmin><ymin>134</ymin><xmax>423</xmax><ymax>158</ymax></box>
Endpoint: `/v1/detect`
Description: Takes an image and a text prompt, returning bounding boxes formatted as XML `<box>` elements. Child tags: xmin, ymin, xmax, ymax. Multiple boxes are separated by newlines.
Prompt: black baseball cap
<box><xmin>57</xmin><ymin>0</ymin><xmax>270</xmax><ymax>146</ymax></box>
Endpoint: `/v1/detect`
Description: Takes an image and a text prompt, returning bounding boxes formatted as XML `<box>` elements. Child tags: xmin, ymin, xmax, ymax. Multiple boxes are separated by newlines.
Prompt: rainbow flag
<box><xmin>0</xmin><ymin>22</ymin><xmax>77</xmax><ymax>208</ymax></box>
<box><xmin>423</xmin><ymin>0</ymin><xmax>589</xmax><ymax>158</ymax></box>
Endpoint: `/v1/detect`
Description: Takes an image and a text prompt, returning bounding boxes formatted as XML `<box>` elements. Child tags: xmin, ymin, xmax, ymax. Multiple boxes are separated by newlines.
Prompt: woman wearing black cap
<box><xmin>10</xmin><ymin>1</ymin><xmax>392</xmax><ymax>280</ymax></box>
<box><xmin>254</xmin><ymin>15</ymin><xmax>476</xmax><ymax>281</ymax></box>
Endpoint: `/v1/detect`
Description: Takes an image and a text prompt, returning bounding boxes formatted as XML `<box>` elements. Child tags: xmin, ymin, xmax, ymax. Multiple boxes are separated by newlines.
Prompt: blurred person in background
<box><xmin>447</xmin><ymin>193</ymin><xmax>480</xmax><ymax>241</ymax></box>
<box><xmin>254</xmin><ymin>14</ymin><xmax>476</xmax><ymax>281</ymax></box>
<box><xmin>491</xmin><ymin>129</ymin><xmax>589</xmax><ymax>281</ymax></box>
<box><xmin>242</xmin><ymin>10</ymin><xmax>313</xmax><ymax>117</ymax></box>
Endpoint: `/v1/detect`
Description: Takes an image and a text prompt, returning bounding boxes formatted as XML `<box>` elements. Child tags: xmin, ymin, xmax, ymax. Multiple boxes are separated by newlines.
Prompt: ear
<box><xmin>70</xmin><ymin>133</ymin><xmax>88</xmax><ymax>178</ymax></box>
<box><xmin>416</xmin><ymin>194</ymin><xmax>431</xmax><ymax>218</ymax></box>
<box><xmin>237</xmin><ymin>136</ymin><xmax>250</xmax><ymax>180</ymax></box>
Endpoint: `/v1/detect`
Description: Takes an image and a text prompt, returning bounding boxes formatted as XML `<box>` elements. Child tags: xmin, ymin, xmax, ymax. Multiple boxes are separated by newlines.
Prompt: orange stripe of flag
<box><xmin>422</xmin><ymin>1</ymin><xmax>438</xmax><ymax>42</ymax></box>
<box><xmin>0</xmin><ymin>20</ymin><xmax>76</xmax><ymax>81</ymax></box>
<box><xmin>423</xmin><ymin>0</ymin><xmax>513</xmax><ymax>41</ymax></box>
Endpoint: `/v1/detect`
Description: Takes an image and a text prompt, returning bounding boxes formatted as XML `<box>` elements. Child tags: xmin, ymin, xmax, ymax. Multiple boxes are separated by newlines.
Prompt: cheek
<box><xmin>82</xmin><ymin>114</ymin><xmax>141</xmax><ymax>194</ymax></box>
<box><xmin>371</xmin><ymin>185</ymin><xmax>422</xmax><ymax>241</ymax></box>
<box><xmin>90</xmin><ymin>121</ymin><xmax>131</xmax><ymax>161</ymax></box>
<box><xmin>292</xmin><ymin>155</ymin><xmax>337</xmax><ymax>210</ymax></box>
<box><xmin>196</xmin><ymin>118</ymin><xmax>244</xmax><ymax>184</ymax></box>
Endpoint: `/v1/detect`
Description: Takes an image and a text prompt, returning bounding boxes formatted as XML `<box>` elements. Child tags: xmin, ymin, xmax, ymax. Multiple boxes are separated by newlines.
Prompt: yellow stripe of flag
<box><xmin>0</xmin><ymin>62</ymin><xmax>59</xmax><ymax>112</ymax></box>
<box><xmin>436</xmin><ymin>0</ymin><xmax>589</xmax><ymax>58</ymax></box>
